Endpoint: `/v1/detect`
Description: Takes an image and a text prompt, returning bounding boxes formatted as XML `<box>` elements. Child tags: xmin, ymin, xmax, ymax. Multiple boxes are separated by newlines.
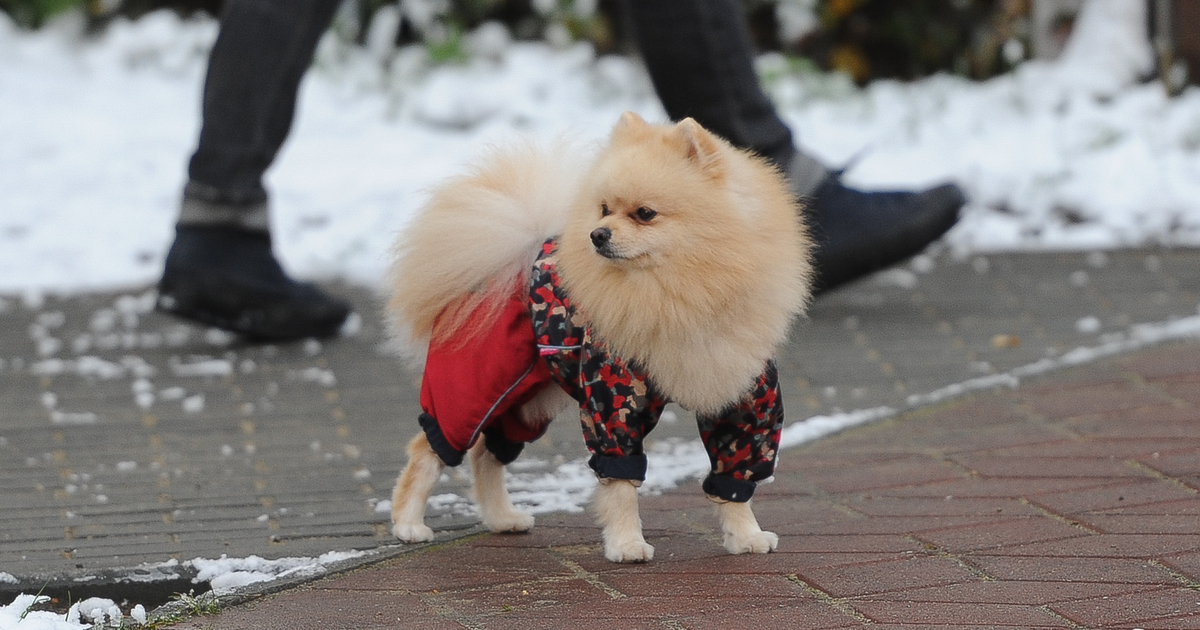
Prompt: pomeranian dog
<box><xmin>386</xmin><ymin>112</ymin><xmax>813</xmax><ymax>562</ymax></box>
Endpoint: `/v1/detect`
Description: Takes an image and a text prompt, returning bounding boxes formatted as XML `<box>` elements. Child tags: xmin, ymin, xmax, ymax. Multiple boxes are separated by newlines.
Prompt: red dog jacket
<box><xmin>417</xmin><ymin>291</ymin><xmax>553</xmax><ymax>466</ymax></box>
<box><xmin>417</xmin><ymin>240</ymin><xmax>784</xmax><ymax>502</ymax></box>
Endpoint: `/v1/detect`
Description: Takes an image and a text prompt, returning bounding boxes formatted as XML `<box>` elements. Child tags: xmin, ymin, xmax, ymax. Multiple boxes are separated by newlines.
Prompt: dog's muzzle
<box><xmin>590</xmin><ymin>227</ymin><xmax>619</xmax><ymax>259</ymax></box>
<box><xmin>590</xmin><ymin>227</ymin><xmax>611</xmax><ymax>249</ymax></box>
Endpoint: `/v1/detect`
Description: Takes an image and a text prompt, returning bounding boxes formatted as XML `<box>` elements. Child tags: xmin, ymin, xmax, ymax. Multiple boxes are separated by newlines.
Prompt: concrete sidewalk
<box><xmin>3</xmin><ymin>249</ymin><xmax>1199</xmax><ymax>588</ymax></box>
<box><xmin>175</xmin><ymin>340</ymin><xmax>1200</xmax><ymax>630</ymax></box>
<box><xmin>2</xmin><ymin>248</ymin><xmax>1199</xmax><ymax>626</ymax></box>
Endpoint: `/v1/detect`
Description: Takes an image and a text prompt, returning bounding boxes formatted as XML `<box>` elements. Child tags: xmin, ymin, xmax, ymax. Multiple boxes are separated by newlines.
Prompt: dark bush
<box><xmin>1</xmin><ymin>0</ymin><xmax>85</xmax><ymax>28</ymax></box>
<box><xmin>769</xmin><ymin>0</ymin><xmax>1033</xmax><ymax>82</ymax></box>
<box><xmin>1</xmin><ymin>0</ymin><xmax>1032</xmax><ymax>82</ymax></box>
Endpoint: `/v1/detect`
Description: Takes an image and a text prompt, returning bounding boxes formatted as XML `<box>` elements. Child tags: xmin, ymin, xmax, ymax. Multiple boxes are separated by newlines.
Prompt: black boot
<box><xmin>157</xmin><ymin>225</ymin><xmax>351</xmax><ymax>341</ymax></box>
<box><xmin>806</xmin><ymin>178</ymin><xmax>966</xmax><ymax>294</ymax></box>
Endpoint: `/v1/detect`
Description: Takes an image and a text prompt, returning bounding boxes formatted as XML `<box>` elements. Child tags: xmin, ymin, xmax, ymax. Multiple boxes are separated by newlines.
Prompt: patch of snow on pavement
<box><xmin>168</xmin><ymin>356</ymin><xmax>234</xmax><ymax>378</ymax></box>
<box><xmin>3</xmin><ymin>311</ymin><xmax>1195</xmax><ymax>627</ymax></box>
<box><xmin>506</xmin><ymin>456</ymin><xmax>599</xmax><ymax>512</ymax></box>
<box><xmin>509</xmin><ymin>306</ymin><xmax>1200</xmax><ymax>510</ymax></box>
<box><xmin>0</xmin><ymin>594</ymin><xmax>87</xmax><ymax>630</ymax></box>
<box><xmin>186</xmin><ymin>550</ymin><xmax>370</xmax><ymax>595</ymax></box>
<box><xmin>74</xmin><ymin>598</ymin><xmax>122</xmax><ymax>626</ymax></box>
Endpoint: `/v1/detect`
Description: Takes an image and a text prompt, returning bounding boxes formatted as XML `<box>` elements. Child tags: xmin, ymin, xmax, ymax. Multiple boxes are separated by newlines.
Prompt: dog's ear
<box><xmin>612</xmin><ymin>111</ymin><xmax>648</xmax><ymax>140</ymax></box>
<box><xmin>674</xmin><ymin>118</ymin><xmax>723</xmax><ymax>176</ymax></box>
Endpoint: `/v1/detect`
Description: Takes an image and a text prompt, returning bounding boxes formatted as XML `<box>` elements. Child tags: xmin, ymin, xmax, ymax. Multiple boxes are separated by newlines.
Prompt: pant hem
<box><xmin>418</xmin><ymin>413</ymin><xmax>465</xmax><ymax>467</ymax></box>
<box><xmin>178</xmin><ymin>196</ymin><xmax>270</xmax><ymax>234</ymax></box>
<box><xmin>588</xmin><ymin>453</ymin><xmax>648</xmax><ymax>481</ymax></box>
<box><xmin>702</xmin><ymin>473</ymin><xmax>756</xmax><ymax>502</ymax></box>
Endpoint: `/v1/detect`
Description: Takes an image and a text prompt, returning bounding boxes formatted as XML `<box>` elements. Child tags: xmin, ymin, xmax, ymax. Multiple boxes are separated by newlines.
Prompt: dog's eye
<box><xmin>600</xmin><ymin>203</ymin><xmax>612</xmax><ymax>217</ymax></box>
<box><xmin>634</xmin><ymin>207</ymin><xmax>657</xmax><ymax>222</ymax></box>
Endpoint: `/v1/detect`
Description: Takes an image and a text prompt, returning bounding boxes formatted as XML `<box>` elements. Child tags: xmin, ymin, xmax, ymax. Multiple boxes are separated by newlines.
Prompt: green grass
<box><xmin>0</xmin><ymin>0</ymin><xmax>84</xmax><ymax>28</ymax></box>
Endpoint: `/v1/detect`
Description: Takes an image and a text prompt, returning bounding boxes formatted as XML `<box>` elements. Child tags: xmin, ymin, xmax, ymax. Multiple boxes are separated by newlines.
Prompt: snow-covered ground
<box><xmin>0</xmin><ymin>552</ymin><xmax>367</xmax><ymax>629</ymax></box>
<box><xmin>2</xmin><ymin>0</ymin><xmax>1200</xmax><ymax>626</ymax></box>
<box><xmin>2</xmin><ymin>0</ymin><xmax>1199</xmax><ymax>297</ymax></box>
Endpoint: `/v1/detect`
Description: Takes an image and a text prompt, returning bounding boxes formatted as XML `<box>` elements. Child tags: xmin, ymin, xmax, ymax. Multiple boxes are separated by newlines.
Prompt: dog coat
<box><xmin>418</xmin><ymin>239</ymin><xmax>784</xmax><ymax>502</ymax></box>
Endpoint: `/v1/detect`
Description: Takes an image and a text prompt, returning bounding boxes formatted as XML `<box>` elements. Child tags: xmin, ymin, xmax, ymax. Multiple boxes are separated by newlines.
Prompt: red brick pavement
<box><xmin>178</xmin><ymin>341</ymin><xmax>1200</xmax><ymax>629</ymax></box>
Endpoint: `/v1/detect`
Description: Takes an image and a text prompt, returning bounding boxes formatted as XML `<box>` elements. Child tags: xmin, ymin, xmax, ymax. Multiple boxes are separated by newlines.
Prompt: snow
<box><xmin>168</xmin><ymin>357</ymin><xmax>233</xmax><ymax>378</ymax></box>
<box><xmin>2</xmin><ymin>316</ymin><xmax>1197</xmax><ymax>630</ymax></box>
<box><xmin>31</xmin><ymin>357</ymin><xmax>127</xmax><ymax>380</ymax></box>
<box><xmin>48</xmin><ymin>411</ymin><xmax>98</xmax><ymax>426</ymax></box>
<box><xmin>503</xmin><ymin>307</ymin><xmax>1200</xmax><ymax>511</ymax></box>
<box><xmin>74</xmin><ymin>599</ymin><xmax>121</xmax><ymax>626</ymax></box>
<box><xmin>0</xmin><ymin>0</ymin><xmax>1198</xmax><ymax>624</ymax></box>
<box><xmin>0</xmin><ymin>551</ymin><xmax>363</xmax><ymax>628</ymax></box>
<box><xmin>767</xmin><ymin>0</ymin><xmax>1199</xmax><ymax>253</ymax></box>
<box><xmin>1</xmin><ymin>0</ymin><xmax>1197</xmax><ymax>296</ymax></box>
<box><xmin>505</xmin><ymin>458</ymin><xmax>598</xmax><ymax>513</ymax></box>
<box><xmin>0</xmin><ymin>550</ymin><xmax>373</xmax><ymax>629</ymax></box>
<box><xmin>181</xmin><ymin>393</ymin><xmax>204</xmax><ymax>413</ymax></box>
<box><xmin>1076</xmin><ymin>315</ymin><xmax>1102</xmax><ymax>333</ymax></box>
<box><xmin>186</xmin><ymin>550</ymin><xmax>369</xmax><ymax>595</ymax></box>
<box><xmin>0</xmin><ymin>595</ymin><xmax>87</xmax><ymax>630</ymax></box>
<box><xmin>295</xmin><ymin>367</ymin><xmax>337</xmax><ymax>387</ymax></box>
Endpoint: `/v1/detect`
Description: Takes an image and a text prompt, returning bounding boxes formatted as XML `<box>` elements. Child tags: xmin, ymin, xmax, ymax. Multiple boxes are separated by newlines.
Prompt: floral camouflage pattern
<box><xmin>529</xmin><ymin>239</ymin><xmax>783</xmax><ymax>502</ymax></box>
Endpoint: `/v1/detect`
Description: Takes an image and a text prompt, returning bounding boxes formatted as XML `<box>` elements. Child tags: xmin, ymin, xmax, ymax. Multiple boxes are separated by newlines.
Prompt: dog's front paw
<box><xmin>604</xmin><ymin>540</ymin><xmax>655</xmax><ymax>563</ymax></box>
<box><xmin>723</xmin><ymin>529</ymin><xmax>778</xmax><ymax>555</ymax></box>
<box><xmin>484</xmin><ymin>510</ymin><xmax>535</xmax><ymax>534</ymax></box>
<box><xmin>392</xmin><ymin>522</ymin><xmax>435</xmax><ymax>543</ymax></box>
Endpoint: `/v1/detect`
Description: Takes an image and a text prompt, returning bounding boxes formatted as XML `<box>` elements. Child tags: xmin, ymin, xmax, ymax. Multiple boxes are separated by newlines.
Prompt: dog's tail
<box><xmin>386</xmin><ymin>139</ymin><xmax>593</xmax><ymax>363</ymax></box>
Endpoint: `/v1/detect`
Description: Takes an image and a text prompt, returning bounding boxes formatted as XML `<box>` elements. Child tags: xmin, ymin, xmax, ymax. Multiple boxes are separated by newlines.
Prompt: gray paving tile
<box><xmin>1</xmin><ymin>248</ymin><xmax>1197</xmax><ymax>587</ymax></box>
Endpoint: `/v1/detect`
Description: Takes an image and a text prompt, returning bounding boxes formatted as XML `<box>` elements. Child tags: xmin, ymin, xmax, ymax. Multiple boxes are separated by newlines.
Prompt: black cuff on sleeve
<box><xmin>588</xmin><ymin>453</ymin><xmax>648</xmax><ymax>481</ymax></box>
<box><xmin>702</xmin><ymin>474</ymin><xmax>756</xmax><ymax>502</ymax></box>
<box><xmin>418</xmin><ymin>412</ymin><xmax>464</xmax><ymax>467</ymax></box>
<box><xmin>483</xmin><ymin>426</ymin><xmax>526</xmax><ymax>465</ymax></box>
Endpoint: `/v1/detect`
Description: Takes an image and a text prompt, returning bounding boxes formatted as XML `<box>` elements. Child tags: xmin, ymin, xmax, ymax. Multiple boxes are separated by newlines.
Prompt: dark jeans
<box><xmin>628</xmin><ymin>0</ymin><xmax>795</xmax><ymax>170</ymax></box>
<box><xmin>187</xmin><ymin>0</ymin><xmax>342</xmax><ymax>204</ymax></box>
<box><xmin>186</xmin><ymin>0</ymin><xmax>796</xmax><ymax>204</ymax></box>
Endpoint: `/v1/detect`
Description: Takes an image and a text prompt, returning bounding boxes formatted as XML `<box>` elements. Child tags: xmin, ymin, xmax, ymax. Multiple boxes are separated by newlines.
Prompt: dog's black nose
<box><xmin>590</xmin><ymin>227</ymin><xmax>612</xmax><ymax>249</ymax></box>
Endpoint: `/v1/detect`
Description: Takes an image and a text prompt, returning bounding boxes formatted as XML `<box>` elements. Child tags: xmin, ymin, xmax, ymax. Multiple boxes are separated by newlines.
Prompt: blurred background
<box><xmin>1</xmin><ymin>0</ymin><xmax>1197</xmax><ymax>293</ymax></box>
<box><xmin>2</xmin><ymin>0</ymin><xmax>1196</xmax><ymax>87</ymax></box>
<box><xmin>1</xmin><ymin>4</ymin><xmax>1198</xmax><ymax>614</ymax></box>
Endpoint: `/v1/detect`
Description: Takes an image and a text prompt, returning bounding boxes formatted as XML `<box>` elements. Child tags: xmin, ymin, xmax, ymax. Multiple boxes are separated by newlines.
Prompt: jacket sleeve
<box><xmin>577</xmin><ymin>335</ymin><xmax>667</xmax><ymax>482</ymax></box>
<box><xmin>696</xmin><ymin>360</ymin><xmax>784</xmax><ymax>502</ymax></box>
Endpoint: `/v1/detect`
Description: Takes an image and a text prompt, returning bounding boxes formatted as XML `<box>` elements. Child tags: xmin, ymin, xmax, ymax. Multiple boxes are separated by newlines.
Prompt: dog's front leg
<box><xmin>593</xmin><ymin>478</ymin><xmax>654</xmax><ymax>563</ymax></box>
<box><xmin>714</xmin><ymin>499</ymin><xmax>778</xmax><ymax>554</ymax></box>
<box><xmin>469</xmin><ymin>440</ymin><xmax>535</xmax><ymax>533</ymax></box>
<box><xmin>391</xmin><ymin>432</ymin><xmax>444</xmax><ymax>542</ymax></box>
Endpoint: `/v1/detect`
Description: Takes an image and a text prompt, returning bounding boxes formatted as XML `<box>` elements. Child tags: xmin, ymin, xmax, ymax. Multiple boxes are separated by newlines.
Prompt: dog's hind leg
<box><xmin>593</xmin><ymin>478</ymin><xmax>654</xmax><ymax>563</ymax></box>
<box><xmin>470</xmin><ymin>440</ymin><xmax>535</xmax><ymax>533</ymax></box>
<box><xmin>471</xmin><ymin>386</ymin><xmax>569</xmax><ymax>533</ymax></box>
<box><xmin>715</xmin><ymin>500</ymin><xmax>778</xmax><ymax>554</ymax></box>
<box><xmin>391</xmin><ymin>432</ymin><xmax>444</xmax><ymax>543</ymax></box>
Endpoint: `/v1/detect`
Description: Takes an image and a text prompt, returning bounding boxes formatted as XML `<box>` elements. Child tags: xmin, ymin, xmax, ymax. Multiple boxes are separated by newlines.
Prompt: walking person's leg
<box><xmin>159</xmin><ymin>0</ymin><xmax>350</xmax><ymax>340</ymax></box>
<box><xmin>627</xmin><ymin>0</ymin><xmax>966</xmax><ymax>293</ymax></box>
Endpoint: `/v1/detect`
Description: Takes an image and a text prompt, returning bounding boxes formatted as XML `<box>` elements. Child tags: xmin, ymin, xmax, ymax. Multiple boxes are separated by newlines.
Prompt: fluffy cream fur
<box><xmin>556</xmin><ymin>113</ymin><xmax>812</xmax><ymax>414</ymax></box>
<box><xmin>385</xmin><ymin>139</ymin><xmax>593</xmax><ymax>362</ymax></box>
<box><xmin>716</xmin><ymin>500</ymin><xmax>778</xmax><ymax>554</ymax></box>
<box><xmin>593</xmin><ymin>479</ymin><xmax>654</xmax><ymax>563</ymax></box>
<box><xmin>469</xmin><ymin>440</ymin><xmax>536</xmax><ymax>534</ymax></box>
<box><xmin>386</xmin><ymin>113</ymin><xmax>813</xmax><ymax>560</ymax></box>
<box><xmin>390</xmin><ymin>433</ymin><xmax>444</xmax><ymax>543</ymax></box>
